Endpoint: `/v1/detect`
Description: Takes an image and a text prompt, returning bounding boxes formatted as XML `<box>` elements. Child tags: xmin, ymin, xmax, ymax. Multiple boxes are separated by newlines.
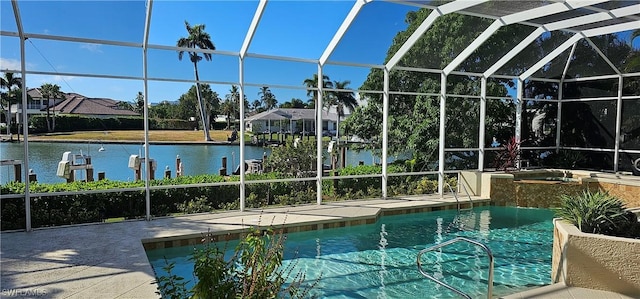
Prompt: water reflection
<box><xmin>1</xmin><ymin>142</ymin><xmax>378</xmax><ymax>184</ymax></box>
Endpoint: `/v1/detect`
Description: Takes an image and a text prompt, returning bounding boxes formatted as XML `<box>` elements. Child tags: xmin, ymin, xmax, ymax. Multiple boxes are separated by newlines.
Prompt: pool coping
<box><xmin>141</xmin><ymin>197</ymin><xmax>486</xmax><ymax>251</ymax></box>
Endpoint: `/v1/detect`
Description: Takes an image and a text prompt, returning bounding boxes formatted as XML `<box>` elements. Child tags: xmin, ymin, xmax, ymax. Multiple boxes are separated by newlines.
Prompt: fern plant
<box><xmin>555</xmin><ymin>190</ymin><xmax>629</xmax><ymax>235</ymax></box>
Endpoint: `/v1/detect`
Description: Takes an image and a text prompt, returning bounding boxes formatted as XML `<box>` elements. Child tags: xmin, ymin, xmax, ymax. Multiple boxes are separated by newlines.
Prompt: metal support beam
<box><xmin>484</xmin><ymin>4</ymin><xmax>640</xmax><ymax>78</ymax></box>
<box><xmin>478</xmin><ymin>76</ymin><xmax>487</xmax><ymax>171</ymax></box>
<box><xmin>386</xmin><ymin>0</ymin><xmax>489</xmax><ymax>70</ymax></box>
<box><xmin>142</xmin><ymin>0</ymin><xmax>153</xmax><ymax>221</ymax></box>
<box><xmin>520</xmin><ymin>34</ymin><xmax>583</xmax><ymax>80</ymax></box>
<box><xmin>515</xmin><ymin>79</ymin><xmax>523</xmax><ymax>156</ymax></box>
<box><xmin>239</xmin><ymin>0</ymin><xmax>266</xmax><ymax>210</ymax></box>
<box><xmin>240</xmin><ymin>0</ymin><xmax>267</xmax><ymax>59</ymax></box>
<box><xmin>556</xmin><ymin>42</ymin><xmax>576</xmax><ymax>153</ymax></box>
<box><xmin>316</xmin><ymin>65</ymin><xmax>323</xmax><ymax>205</ymax></box>
<box><xmin>319</xmin><ymin>0</ymin><xmax>369</xmax><ymax>65</ymax></box>
<box><xmin>519</xmin><ymin>21</ymin><xmax>640</xmax><ymax>81</ymax></box>
<box><xmin>239</xmin><ymin>56</ymin><xmax>246</xmax><ymax>211</ymax></box>
<box><xmin>584</xmin><ymin>37</ymin><xmax>621</xmax><ymax>75</ymax></box>
<box><xmin>438</xmin><ymin>73</ymin><xmax>446</xmax><ymax>196</ymax></box>
<box><xmin>443</xmin><ymin>0</ymin><xmax>604</xmax><ymax>75</ymax></box>
<box><xmin>12</xmin><ymin>0</ymin><xmax>30</xmax><ymax>231</ymax></box>
<box><xmin>556</xmin><ymin>82</ymin><xmax>563</xmax><ymax>153</ymax></box>
<box><xmin>614</xmin><ymin>75</ymin><xmax>623</xmax><ymax>172</ymax></box>
<box><xmin>382</xmin><ymin>68</ymin><xmax>389</xmax><ymax>198</ymax></box>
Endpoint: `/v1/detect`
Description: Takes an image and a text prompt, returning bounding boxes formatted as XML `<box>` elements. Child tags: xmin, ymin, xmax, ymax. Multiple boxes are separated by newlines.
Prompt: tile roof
<box><xmin>55</xmin><ymin>96</ymin><xmax>139</xmax><ymax>116</ymax></box>
<box><xmin>28</xmin><ymin>88</ymin><xmax>139</xmax><ymax>117</ymax></box>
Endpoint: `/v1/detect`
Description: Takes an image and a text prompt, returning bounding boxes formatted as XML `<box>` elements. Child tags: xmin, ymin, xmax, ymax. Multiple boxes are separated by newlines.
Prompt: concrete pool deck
<box><xmin>0</xmin><ymin>195</ymin><xmax>631</xmax><ymax>298</ymax></box>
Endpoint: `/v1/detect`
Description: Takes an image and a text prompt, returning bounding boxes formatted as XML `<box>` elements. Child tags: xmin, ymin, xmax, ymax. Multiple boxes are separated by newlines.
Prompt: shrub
<box><xmin>177</xmin><ymin>196</ymin><xmax>214</xmax><ymax>214</ymax></box>
<box><xmin>156</xmin><ymin>225</ymin><xmax>318</xmax><ymax>298</ymax></box>
<box><xmin>1</xmin><ymin>165</ymin><xmax>445</xmax><ymax>230</ymax></box>
<box><xmin>555</xmin><ymin>190</ymin><xmax>631</xmax><ymax>236</ymax></box>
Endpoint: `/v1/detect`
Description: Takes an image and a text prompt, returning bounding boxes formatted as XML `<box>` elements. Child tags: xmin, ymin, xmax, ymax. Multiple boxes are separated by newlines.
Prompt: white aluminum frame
<box><xmin>2</xmin><ymin>0</ymin><xmax>639</xmax><ymax>231</ymax></box>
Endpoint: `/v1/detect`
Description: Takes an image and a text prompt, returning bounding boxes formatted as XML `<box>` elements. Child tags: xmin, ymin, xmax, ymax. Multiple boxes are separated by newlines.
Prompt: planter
<box><xmin>552</xmin><ymin>219</ymin><xmax>640</xmax><ymax>296</ymax></box>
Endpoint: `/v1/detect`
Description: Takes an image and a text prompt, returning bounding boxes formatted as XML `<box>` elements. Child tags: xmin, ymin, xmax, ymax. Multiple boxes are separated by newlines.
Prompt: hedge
<box><xmin>1</xmin><ymin>165</ymin><xmax>454</xmax><ymax>230</ymax></box>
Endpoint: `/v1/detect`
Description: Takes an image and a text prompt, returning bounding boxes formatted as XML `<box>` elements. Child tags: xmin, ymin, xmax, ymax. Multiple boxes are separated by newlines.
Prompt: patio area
<box><xmin>2</xmin><ymin>195</ymin><xmax>489</xmax><ymax>298</ymax></box>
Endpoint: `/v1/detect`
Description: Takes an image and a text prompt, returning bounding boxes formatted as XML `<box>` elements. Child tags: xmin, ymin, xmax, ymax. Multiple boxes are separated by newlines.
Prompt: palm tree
<box><xmin>303</xmin><ymin>74</ymin><xmax>332</xmax><ymax>109</ymax></box>
<box><xmin>303</xmin><ymin>74</ymin><xmax>333</xmax><ymax>132</ymax></box>
<box><xmin>133</xmin><ymin>91</ymin><xmax>145</xmax><ymax>115</ymax></box>
<box><xmin>220</xmin><ymin>98</ymin><xmax>234</xmax><ymax>130</ymax></box>
<box><xmin>1</xmin><ymin>72</ymin><xmax>22</xmax><ymax>135</ymax></box>
<box><xmin>258</xmin><ymin>86</ymin><xmax>277</xmax><ymax>110</ymax></box>
<box><xmin>329</xmin><ymin>80</ymin><xmax>358</xmax><ymax>140</ymax></box>
<box><xmin>225</xmin><ymin>85</ymin><xmax>241</xmax><ymax>126</ymax></box>
<box><xmin>40</xmin><ymin>83</ymin><xmax>64</xmax><ymax>133</ymax></box>
<box><xmin>177</xmin><ymin>21</ymin><xmax>216</xmax><ymax>141</ymax></box>
<box><xmin>251</xmin><ymin>99</ymin><xmax>262</xmax><ymax>112</ymax></box>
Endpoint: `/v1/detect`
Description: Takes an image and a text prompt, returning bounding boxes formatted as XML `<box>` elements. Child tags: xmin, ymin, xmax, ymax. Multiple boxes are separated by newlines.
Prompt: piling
<box><xmin>164</xmin><ymin>166</ymin><xmax>171</xmax><ymax>179</ymax></box>
<box><xmin>359</xmin><ymin>161</ymin><xmax>364</xmax><ymax>166</ymax></box>
<box><xmin>86</xmin><ymin>157</ymin><xmax>94</xmax><ymax>182</ymax></box>
<box><xmin>220</xmin><ymin>156</ymin><xmax>227</xmax><ymax>176</ymax></box>
<box><xmin>28</xmin><ymin>169</ymin><xmax>37</xmax><ymax>182</ymax></box>
<box><xmin>176</xmin><ymin>155</ymin><xmax>182</xmax><ymax>177</ymax></box>
<box><xmin>262</xmin><ymin>152</ymin><xmax>268</xmax><ymax>172</ymax></box>
<box><xmin>149</xmin><ymin>160</ymin><xmax>156</xmax><ymax>180</ymax></box>
<box><xmin>14</xmin><ymin>163</ymin><xmax>22</xmax><ymax>183</ymax></box>
<box><xmin>98</xmin><ymin>171</ymin><xmax>105</xmax><ymax>180</ymax></box>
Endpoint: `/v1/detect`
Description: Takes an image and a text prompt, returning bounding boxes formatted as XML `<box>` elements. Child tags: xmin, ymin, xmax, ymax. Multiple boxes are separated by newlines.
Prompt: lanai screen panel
<box><xmin>327</xmin><ymin>1</ymin><xmax>417</xmax><ymax>65</ymax></box>
<box><xmin>20</xmin><ymin>1</ymin><xmax>145</xmax><ymax>43</ymax></box>
<box><xmin>249</xmin><ymin>1</ymin><xmax>351</xmax><ymax>59</ymax></box>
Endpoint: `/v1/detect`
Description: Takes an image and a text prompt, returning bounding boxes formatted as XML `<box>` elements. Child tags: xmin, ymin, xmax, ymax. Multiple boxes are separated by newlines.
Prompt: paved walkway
<box><xmin>1</xmin><ymin>195</ymin><xmax>632</xmax><ymax>298</ymax></box>
<box><xmin>503</xmin><ymin>282</ymin><xmax>637</xmax><ymax>299</ymax></box>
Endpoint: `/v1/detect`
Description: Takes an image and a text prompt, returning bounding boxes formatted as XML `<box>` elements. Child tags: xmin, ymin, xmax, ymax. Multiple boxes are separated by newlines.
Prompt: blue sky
<box><xmin>1</xmin><ymin>1</ymin><xmax>638</xmax><ymax>105</ymax></box>
<box><xmin>0</xmin><ymin>0</ymin><xmax>412</xmax><ymax>104</ymax></box>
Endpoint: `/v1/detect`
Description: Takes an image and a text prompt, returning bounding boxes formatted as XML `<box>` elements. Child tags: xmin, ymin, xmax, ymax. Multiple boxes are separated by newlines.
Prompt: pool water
<box><xmin>146</xmin><ymin>206</ymin><xmax>555</xmax><ymax>298</ymax></box>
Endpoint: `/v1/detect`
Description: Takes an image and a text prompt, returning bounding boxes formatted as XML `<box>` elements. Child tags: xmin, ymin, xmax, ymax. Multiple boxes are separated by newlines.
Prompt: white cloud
<box><xmin>80</xmin><ymin>43</ymin><xmax>103</xmax><ymax>53</ymax></box>
<box><xmin>0</xmin><ymin>58</ymin><xmax>22</xmax><ymax>71</ymax></box>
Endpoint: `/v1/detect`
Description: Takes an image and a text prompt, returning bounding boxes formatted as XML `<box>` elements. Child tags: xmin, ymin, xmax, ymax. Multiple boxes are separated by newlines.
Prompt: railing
<box><xmin>416</xmin><ymin>237</ymin><xmax>494</xmax><ymax>299</ymax></box>
<box><xmin>458</xmin><ymin>181</ymin><xmax>474</xmax><ymax>209</ymax></box>
<box><xmin>444</xmin><ymin>182</ymin><xmax>472</xmax><ymax>211</ymax></box>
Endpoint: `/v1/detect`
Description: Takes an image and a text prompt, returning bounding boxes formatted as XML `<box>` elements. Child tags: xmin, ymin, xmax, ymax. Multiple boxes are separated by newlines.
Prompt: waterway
<box><xmin>0</xmin><ymin>142</ymin><xmax>381</xmax><ymax>184</ymax></box>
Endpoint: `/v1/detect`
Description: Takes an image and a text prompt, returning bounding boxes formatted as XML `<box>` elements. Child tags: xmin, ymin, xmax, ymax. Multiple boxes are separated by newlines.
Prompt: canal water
<box><xmin>0</xmin><ymin>142</ymin><xmax>381</xmax><ymax>184</ymax></box>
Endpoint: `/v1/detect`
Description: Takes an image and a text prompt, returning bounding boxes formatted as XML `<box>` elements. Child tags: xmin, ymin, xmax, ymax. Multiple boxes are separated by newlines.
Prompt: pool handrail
<box><xmin>416</xmin><ymin>237</ymin><xmax>494</xmax><ymax>299</ymax></box>
<box><xmin>443</xmin><ymin>182</ymin><xmax>473</xmax><ymax>211</ymax></box>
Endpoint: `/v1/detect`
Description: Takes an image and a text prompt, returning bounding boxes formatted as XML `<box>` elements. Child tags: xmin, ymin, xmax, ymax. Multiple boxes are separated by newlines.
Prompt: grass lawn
<box><xmin>28</xmin><ymin>130</ymin><xmax>241</xmax><ymax>142</ymax></box>
<box><xmin>27</xmin><ymin>130</ymin><xmax>327</xmax><ymax>143</ymax></box>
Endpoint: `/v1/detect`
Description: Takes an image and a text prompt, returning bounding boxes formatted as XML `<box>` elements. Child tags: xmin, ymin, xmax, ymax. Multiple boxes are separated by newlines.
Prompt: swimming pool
<box><xmin>146</xmin><ymin>206</ymin><xmax>554</xmax><ymax>298</ymax></box>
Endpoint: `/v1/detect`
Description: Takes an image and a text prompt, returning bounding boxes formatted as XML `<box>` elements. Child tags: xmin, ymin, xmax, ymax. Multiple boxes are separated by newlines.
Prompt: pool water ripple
<box><xmin>147</xmin><ymin>206</ymin><xmax>555</xmax><ymax>298</ymax></box>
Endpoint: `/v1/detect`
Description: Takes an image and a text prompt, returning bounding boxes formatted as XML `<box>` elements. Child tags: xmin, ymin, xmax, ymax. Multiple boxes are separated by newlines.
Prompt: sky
<box><xmin>0</xmin><ymin>0</ymin><xmax>412</xmax><ymax>105</ymax></box>
<box><xmin>1</xmin><ymin>1</ymin><xmax>639</xmax><ymax>105</ymax></box>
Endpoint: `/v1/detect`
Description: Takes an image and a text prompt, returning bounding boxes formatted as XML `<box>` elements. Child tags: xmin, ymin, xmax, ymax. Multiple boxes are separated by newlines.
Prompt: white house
<box><xmin>244</xmin><ymin>108</ymin><xmax>340</xmax><ymax>135</ymax></box>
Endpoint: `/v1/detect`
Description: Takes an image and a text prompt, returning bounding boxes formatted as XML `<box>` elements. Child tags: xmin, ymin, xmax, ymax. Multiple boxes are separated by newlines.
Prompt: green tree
<box><xmin>40</xmin><ymin>83</ymin><xmax>64</xmax><ymax>133</ymax></box>
<box><xmin>178</xmin><ymin>84</ymin><xmax>220</xmax><ymax>132</ymax></box>
<box><xmin>328</xmin><ymin>80</ymin><xmax>358</xmax><ymax>139</ymax></box>
<box><xmin>258</xmin><ymin>86</ymin><xmax>277</xmax><ymax>110</ymax></box>
<box><xmin>0</xmin><ymin>72</ymin><xmax>22</xmax><ymax>135</ymax></box>
<box><xmin>303</xmin><ymin>74</ymin><xmax>333</xmax><ymax>131</ymax></box>
<box><xmin>149</xmin><ymin>100</ymin><xmax>180</xmax><ymax>119</ymax></box>
<box><xmin>133</xmin><ymin>91</ymin><xmax>145</xmax><ymax>115</ymax></box>
<box><xmin>345</xmin><ymin>11</ymin><xmax>519</xmax><ymax>169</ymax></box>
<box><xmin>177</xmin><ymin>21</ymin><xmax>216</xmax><ymax>141</ymax></box>
<box><xmin>279</xmin><ymin>98</ymin><xmax>305</xmax><ymax>109</ymax></box>
<box><xmin>220</xmin><ymin>98</ymin><xmax>234</xmax><ymax>129</ymax></box>
<box><xmin>251</xmin><ymin>99</ymin><xmax>262</xmax><ymax>112</ymax></box>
